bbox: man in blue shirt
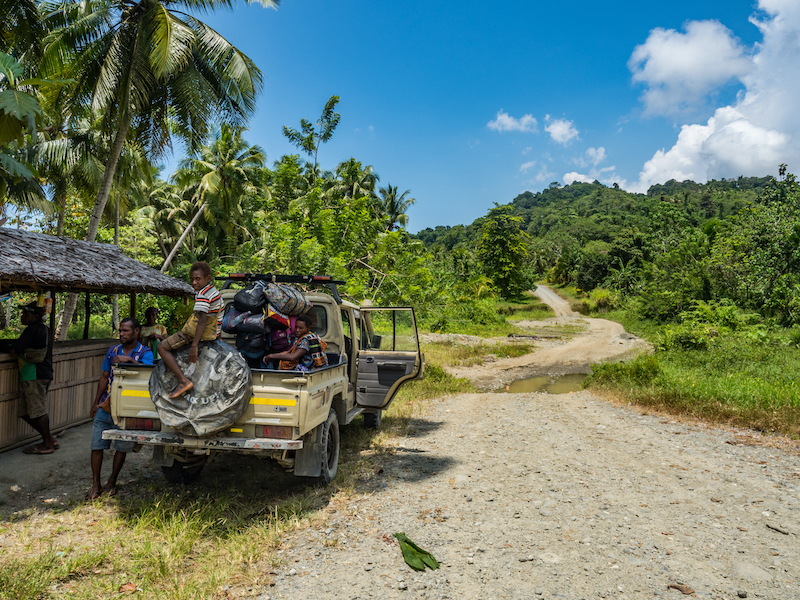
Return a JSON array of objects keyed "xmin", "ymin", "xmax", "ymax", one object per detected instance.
[{"xmin": 89, "ymin": 317, "xmax": 153, "ymax": 499}]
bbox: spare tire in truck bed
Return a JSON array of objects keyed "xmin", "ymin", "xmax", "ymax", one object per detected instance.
[{"xmin": 149, "ymin": 340, "xmax": 252, "ymax": 437}]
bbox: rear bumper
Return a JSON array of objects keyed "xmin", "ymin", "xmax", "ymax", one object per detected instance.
[{"xmin": 102, "ymin": 429, "xmax": 303, "ymax": 450}]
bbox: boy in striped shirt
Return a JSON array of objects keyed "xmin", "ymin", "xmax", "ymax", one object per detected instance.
[{"xmin": 157, "ymin": 261, "xmax": 223, "ymax": 398}]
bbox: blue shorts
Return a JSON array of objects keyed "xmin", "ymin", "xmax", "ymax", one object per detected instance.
[{"xmin": 92, "ymin": 407, "xmax": 135, "ymax": 452}]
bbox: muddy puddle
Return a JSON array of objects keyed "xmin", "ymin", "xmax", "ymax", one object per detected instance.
[{"xmin": 497, "ymin": 373, "xmax": 586, "ymax": 394}]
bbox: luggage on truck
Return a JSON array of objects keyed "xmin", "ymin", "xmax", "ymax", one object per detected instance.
[
  {"xmin": 265, "ymin": 304, "xmax": 290, "ymax": 330},
  {"xmin": 233, "ymin": 281, "xmax": 268, "ymax": 313},
  {"xmin": 264, "ymin": 282, "xmax": 312, "ymax": 316},
  {"xmin": 236, "ymin": 331, "xmax": 267, "ymax": 357},
  {"xmin": 269, "ymin": 315, "xmax": 298, "ymax": 352}
]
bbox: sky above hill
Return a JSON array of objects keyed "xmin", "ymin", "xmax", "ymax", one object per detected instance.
[{"xmin": 190, "ymin": 0, "xmax": 799, "ymax": 232}]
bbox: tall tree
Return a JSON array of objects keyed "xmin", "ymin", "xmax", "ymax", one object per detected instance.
[
  {"xmin": 478, "ymin": 208, "xmax": 532, "ymax": 299},
  {"xmin": 43, "ymin": 0, "xmax": 277, "ymax": 244},
  {"xmin": 44, "ymin": 0, "xmax": 276, "ymax": 336},
  {"xmin": 163, "ymin": 123, "xmax": 264, "ymax": 269},
  {"xmin": 378, "ymin": 184, "xmax": 415, "ymax": 231},
  {"xmin": 283, "ymin": 95, "xmax": 340, "ymax": 185},
  {"xmin": 335, "ymin": 158, "xmax": 379, "ymax": 200}
]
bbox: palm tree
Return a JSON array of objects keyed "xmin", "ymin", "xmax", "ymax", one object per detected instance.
[
  {"xmin": 334, "ymin": 158, "xmax": 379, "ymax": 199},
  {"xmin": 42, "ymin": 0, "xmax": 278, "ymax": 244},
  {"xmin": 0, "ymin": 0, "xmax": 43, "ymax": 57},
  {"xmin": 43, "ymin": 0, "xmax": 277, "ymax": 333},
  {"xmin": 378, "ymin": 184, "xmax": 416, "ymax": 231},
  {"xmin": 163, "ymin": 123, "xmax": 265, "ymax": 269}
]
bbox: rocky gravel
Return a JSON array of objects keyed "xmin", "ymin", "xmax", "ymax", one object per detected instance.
[{"xmin": 265, "ymin": 389, "xmax": 800, "ymax": 600}]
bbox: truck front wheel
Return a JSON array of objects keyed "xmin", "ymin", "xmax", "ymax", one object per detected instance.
[{"xmin": 318, "ymin": 410, "xmax": 340, "ymax": 484}]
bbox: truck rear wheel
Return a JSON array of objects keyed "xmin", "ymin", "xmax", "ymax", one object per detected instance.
[
  {"xmin": 318, "ymin": 410, "xmax": 340, "ymax": 484},
  {"xmin": 161, "ymin": 458, "xmax": 207, "ymax": 484}
]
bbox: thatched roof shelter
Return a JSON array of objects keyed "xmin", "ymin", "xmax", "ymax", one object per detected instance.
[{"xmin": 0, "ymin": 227, "xmax": 193, "ymax": 297}]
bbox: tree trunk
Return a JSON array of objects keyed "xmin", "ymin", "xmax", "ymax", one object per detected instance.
[
  {"xmin": 57, "ymin": 119, "xmax": 130, "ymax": 339},
  {"xmin": 55, "ymin": 181, "xmax": 67, "ymax": 237},
  {"xmin": 56, "ymin": 292, "xmax": 77, "ymax": 341},
  {"xmin": 111, "ymin": 197, "xmax": 120, "ymax": 331},
  {"xmin": 161, "ymin": 202, "xmax": 205, "ymax": 272}
]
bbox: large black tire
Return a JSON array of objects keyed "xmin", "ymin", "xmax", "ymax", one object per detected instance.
[
  {"xmin": 161, "ymin": 458, "xmax": 207, "ymax": 484},
  {"xmin": 318, "ymin": 410, "xmax": 340, "ymax": 484},
  {"xmin": 363, "ymin": 409, "xmax": 382, "ymax": 430}
]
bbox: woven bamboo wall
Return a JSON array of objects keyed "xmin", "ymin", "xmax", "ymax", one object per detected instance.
[{"xmin": 0, "ymin": 340, "xmax": 114, "ymax": 452}]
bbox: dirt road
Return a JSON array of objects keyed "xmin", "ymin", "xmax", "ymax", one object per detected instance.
[
  {"xmin": 447, "ymin": 286, "xmax": 650, "ymax": 390},
  {"xmin": 267, "ymin": 287, "xmax": 800, "ymax": 600}
]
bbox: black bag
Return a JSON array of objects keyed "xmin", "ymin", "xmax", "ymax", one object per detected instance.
[
  {"xmin": 233, "ymin": 282, "xmax": 267, "ymax": 313},
  {"xmin": 236, "ymin": 331, "xmax": 266, "ymax": 358}
]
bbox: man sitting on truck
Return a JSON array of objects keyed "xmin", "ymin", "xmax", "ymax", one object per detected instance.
[
  {"xmin": 264, "ymin": 314, "xmax": 328, "ymax": 372},
  {"xmin": 156, "ymin": 261, "xmax": 223, "ymax": 398},
  {"xmin": 89, "ymin": 317, "xmax": 153, "ymax": 499}
]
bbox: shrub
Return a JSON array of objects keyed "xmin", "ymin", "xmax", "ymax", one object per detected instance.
[
  {"xmin": 571, "ymin": 300, "xmax": 590, "ymax": 315},
  {"xmin": 587, "ymin": 354, "xmax": 661, "ymax": 386},
  {"xmin": 589, "ymin": 288, "xmax": 619, "ymax": 313},
  {"xmin": 656, "ymin": 323, "xmax": 719, "ymax": 351}
]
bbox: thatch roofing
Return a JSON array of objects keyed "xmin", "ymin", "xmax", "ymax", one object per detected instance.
[{"xmin": 0, "ymin": 228, "xmax": 193, "ymax": 297}]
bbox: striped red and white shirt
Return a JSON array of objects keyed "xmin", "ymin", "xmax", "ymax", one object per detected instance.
[{"xmin": 193, "ymin": 283, "xmax": 223, "ymax": 339}]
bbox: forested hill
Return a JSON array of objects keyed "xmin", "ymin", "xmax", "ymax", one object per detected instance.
[{"xmin": 414, "ymin": 176, "xmax": 773, "ymax": 251}]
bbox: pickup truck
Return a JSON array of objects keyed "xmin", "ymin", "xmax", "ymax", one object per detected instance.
[{"xmin": 103, "ymin": 275, "xmax": 424, "ymax": 484}]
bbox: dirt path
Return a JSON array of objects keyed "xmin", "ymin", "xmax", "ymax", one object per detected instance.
[
  {"xmin": 447, "ymin": 286, "xmax": 650, "ymax": 390},
  {"xmin": 266, "ymin": 287, "xmax": 800, "ymax": 600}
]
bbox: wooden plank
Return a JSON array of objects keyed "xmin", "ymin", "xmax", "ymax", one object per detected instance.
[{"xmin": 0, "ymin": 339, "xmax": 112, "ymax": 452}]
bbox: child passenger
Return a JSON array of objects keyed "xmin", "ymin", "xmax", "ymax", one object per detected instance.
[
  {"xmin": 264, "ymin": 314, "xmax": 328, "ymax": 372},
  {"xmin": 156, "ymin": 261, "xmax": 222, "ymax": 398}
]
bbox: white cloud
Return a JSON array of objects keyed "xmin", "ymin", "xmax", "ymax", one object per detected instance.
[
  {"xmin": 563, "ymin": 172, "xmax": 593, "ymax": 185},
  {"xmin": 574, "ymin": 146, "xmax": 607, "ymax": 168},
  {"xmin": 519, "ymin": 161, "xmax": 537, "ymax": 173},
  {"xmin": 586, "ymin": 147, "xmax": 606, "ymax": 166},
  {"xmin": 627, "ymin": 2, "xmax": 799, "ymax": 193},
  {"xmin": 563, "ymin": 165, "xmax": 622, "ymax": 187},
  {"xmin": 487, "ymin": 110, "xmax": 537, "ymax": 133},
  {"xmin": 629, "ymin": 20, "xmax": 753, "ymax": 116},
  {"xmin": 630, "ymin": 106, "xmax": 788, "ymax": 192},
  {"xmin": 368, "ymin": 125, "xmax": 374, "ymax": 132},
  {"xmin": 544, "ymin": 115, "xmax": 580, "ymax": 145},
  {"xmin": 522, "ymin": 146, "xmax": 532, "ymax": 155}
]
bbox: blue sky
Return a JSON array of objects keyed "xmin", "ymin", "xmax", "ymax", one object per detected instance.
[{"xmin": 175, "ymin": 0, "xmax": 799, "ymax": 232}]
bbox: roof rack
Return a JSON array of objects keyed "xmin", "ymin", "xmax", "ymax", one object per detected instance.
[{"xmin": 216, "ymin": 274, "xmax": 346, "ymax": 304}]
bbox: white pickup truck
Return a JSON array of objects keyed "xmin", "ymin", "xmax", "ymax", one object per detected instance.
[{"xmin": 103, "ymin": 275, "xmax": 424, "ymax": 484}]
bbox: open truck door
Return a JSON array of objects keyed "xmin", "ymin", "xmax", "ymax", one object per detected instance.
[{"xmin": 356, "ymin": 307, "xmax": 423, "ymax": 410}]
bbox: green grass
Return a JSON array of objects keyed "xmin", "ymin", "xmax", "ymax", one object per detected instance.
[{"xmin": 587, "ymin": 331, "xmax": 800, "ymax": 437}]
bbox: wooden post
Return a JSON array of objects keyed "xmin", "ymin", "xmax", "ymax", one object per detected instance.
[
  {"xmin": 49, "ymin": 289, "xmax": 56, "ymax": 342},
  {"xmin": 129, "ymin": 293, "xmax": 136, "ymax": 320},
  {"xmin": 83, "ymin": 291, "xmax": 91, "ymax": 339}
]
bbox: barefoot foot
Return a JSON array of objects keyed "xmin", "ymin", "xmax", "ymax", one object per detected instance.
[{"xmin": 168, "ymin": 380, "xmax": 194, "ymax": 399}]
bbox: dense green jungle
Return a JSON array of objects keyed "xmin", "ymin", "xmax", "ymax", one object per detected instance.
[{"xmin": 1, "ymin": 2, "xmax": 798, "ymax": 436}]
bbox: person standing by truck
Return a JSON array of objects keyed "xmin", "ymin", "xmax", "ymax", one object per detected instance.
[
  {"xmin": 139, "ymin": 307, "xmax": 167, "ymax": 359},
  {"xmin": 156, "ymin": 261, "xmax": 223, "ymax": 398},
  {"xmin": 89, "ymin": 317, "xmax": 153, "ymax": 499},
  {"xmin": 0, "ymin": 301, "xmax": 56, "ymax": 455}
]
